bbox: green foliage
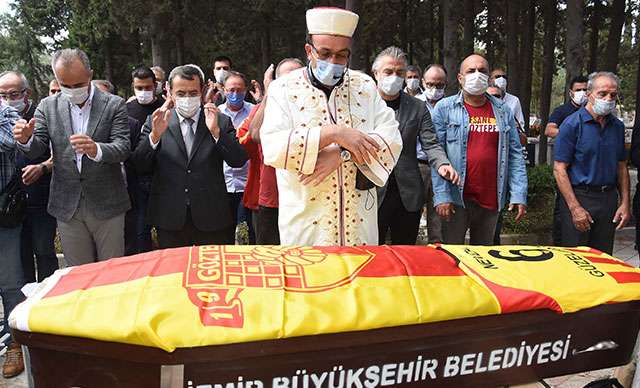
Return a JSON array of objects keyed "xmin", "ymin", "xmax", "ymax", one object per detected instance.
[{"xmin": 503, "ymin": 164, "xmax": 556, "ymax": 235}]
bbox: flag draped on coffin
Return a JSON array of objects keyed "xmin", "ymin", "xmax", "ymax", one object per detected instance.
[{"xmin": 10, "ymin": 245, "xmax": 640, "ymax": 352}]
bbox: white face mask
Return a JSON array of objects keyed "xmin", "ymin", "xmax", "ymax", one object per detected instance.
[
  {"xmin": 592, "ymin": 97, "xmax": 616, "ymax": 116},
  {"xmin": 60, "ymin": 85, "xmax": 90, "ymax": 105},
  {"xmin": 214, "ymin": 69, "xmax": 229, "ymax": 84},
  {"xmin": 571, "ymin": 90, "xmax": 587, "ymax": 106},
  {"xmin": 462, "ymin": 71, "xmax": 489, "ymax": 96},
  {"xmin": 406, "ymin": 78, "xmax": 420, "ymax": 91},
  {"xmin": 5, "ymin": 98, "xmax": 26, "ymax": 113},
  {"xmin": 135, "ymin": 90, "xmax": 155, "ymax": 105},
  {"xmin": 494, "ymin": 76, "xmax": 507, "ymax": 92},
  {"xmin": 378, "ymin": 75, "xmax": 404, "ymax": 96},
  {"xmin": 424, "ymin": 86, "xmax": 445, "ymax": 102},
  {"xmin": 174, "ymin": 96, "xmax": 201, "ymax": 118}
]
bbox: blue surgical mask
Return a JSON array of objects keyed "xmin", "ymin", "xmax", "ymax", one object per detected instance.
[
  {"xmin": 311, "ymin": 59, "xmax": 346, "ymax": 87},
  {"xmin": 226, "ymin": 91, "xmax": 245, "ymax": 107},
  {"xmin": 592, "ymin": 97, "xmax": 616, "ymax": 116}
]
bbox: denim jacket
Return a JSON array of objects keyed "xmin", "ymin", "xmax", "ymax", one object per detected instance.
[{"xmin": 430, "ymin": 92, "xmax": 528, "ymax": 209}]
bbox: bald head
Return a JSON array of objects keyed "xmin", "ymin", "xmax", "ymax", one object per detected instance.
[
  {"xmin": 423, "ymin": 65, "xmax": 447, "ymax": 89},
  {"xmin": 459, "ymin": 54, "xmax": 489, "ymax": 75}
]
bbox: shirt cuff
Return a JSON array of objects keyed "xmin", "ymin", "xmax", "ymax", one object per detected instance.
[
  {"xmin": 149, "ymin": 135, "xmax": 159, "ymax": 150},
  {"xmin": 88, "ymin": 143, "xmax": 103, "ymax": 162},
  {"xmin": 16, "ymin": 135, "xmax": 33, "ymax": 151}
]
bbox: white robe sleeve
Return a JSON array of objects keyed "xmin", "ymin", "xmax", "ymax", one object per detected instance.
[
  {"xmin": 357, "ymin": 89, "xmax": 402, "ymax": 187},
  {"xmin": 260, "ymin": 81, "xmax": 321, "ymax": 175}
]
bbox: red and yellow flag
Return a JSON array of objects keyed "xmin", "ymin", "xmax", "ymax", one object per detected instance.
[{"xmin": 10, "ymin": 245, "xmax": 640, "ymax": 352}]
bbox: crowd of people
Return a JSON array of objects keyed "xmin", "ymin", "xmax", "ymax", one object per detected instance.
[{"xmin": 0, "ymin": 7, "xmax": 631, "ymax": 379}]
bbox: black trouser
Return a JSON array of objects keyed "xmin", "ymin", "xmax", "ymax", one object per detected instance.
[
  {"xmin": 634, "ymin": 185, "xmax": 640, "ymax": 251},
  {"xmin": 552, "ymin": 190, "xmax": 563, "ymax": 245},
  {"xmin": 256, "ymin": 206, "xmax": 280, "ymax": 245},
  {"xmin": 157, "ymin": 208, "xmax": 235, "ymax": 249},
  {"xmin": 378, "ymin": 178, "xmax": 421, "ymax": 245},
  {"xmin": 558, "ymin": 187, "xmax": 618, "ymax": 254}
]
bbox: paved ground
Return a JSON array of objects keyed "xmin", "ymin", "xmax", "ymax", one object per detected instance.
[{"xmin": 1, "ymin": 230, "xmax": 639, "ymax": 388}]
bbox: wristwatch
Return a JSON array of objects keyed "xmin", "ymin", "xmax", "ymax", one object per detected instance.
[{"xmin": 340, "ymin": 147, "xmax": 351, "ymax": 162}]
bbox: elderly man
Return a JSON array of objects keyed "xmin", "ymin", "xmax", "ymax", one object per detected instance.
[
  {"xmin": 132, "ymin": 65, "xmax": 248, "ymax": 248},
  {"xmin": 489, "ymin": 68, "xmax": 525, "ymax": 130},
  {"xmin": 404, "ymin": 65, "xmax": 422, "ymax": 97},
  {"xmin": 13, "ymin": 48, "xmax": 131, "ymax": 265},
  {"xmin": 416, "ymin": 64, "xmax": 448, "ymax": 243},
  {"xmin": 0, "ymin": 71, "xmax": 57, "ymax": 285},
  {"xmin": 151, "ymin": 66, "xmax": 166, "ymax": 97},
  {"xmin": 372, "ymin": 46, "xmax": 457, "ymax": 245},
  {"xmin": 431, "ymin": 54, "xmax": 527, "ymax": 245},
  {"xmin": 554, "ymin": 72, "xmax": 629, "ymax": 254},
  {"xmin": 261, "ymin": 8, "xmax": 402, "ymax": 246},
  {"xmin": 0, "ymin": 103, "xmax": 22, "ymax": 378},
  {"xmin": 48, "ymin": 79, "xmax": 61, "ymax": 95}
]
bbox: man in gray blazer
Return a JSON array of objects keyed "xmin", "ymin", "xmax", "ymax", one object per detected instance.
[
  {"xmin": 372, "ymin": 46, "xmax": 459, "ymax": 245},
  {"xmin": 13, "ymin": 48, "xmax": 130, "ymax": 265}
]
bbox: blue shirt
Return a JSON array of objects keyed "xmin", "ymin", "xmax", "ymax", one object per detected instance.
[
  {"xmin": 219, "ymin": 101, "xmax": 254, "ymax": 193},
  {"xmin": 549, "ymin": 101, "xmax": 580, "ymax": 126},
  {"xmin": 554, "ymin": 107, "xmax": 625, "ymax": 186}
]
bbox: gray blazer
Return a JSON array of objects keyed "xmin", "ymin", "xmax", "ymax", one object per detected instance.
[
  {"xmin": 20, "ymin": 87, "xmax": 131, "ymax": 222},
  {"xmin": 377, "ymin": 92, "xmax": 449, "ymax": 212}
]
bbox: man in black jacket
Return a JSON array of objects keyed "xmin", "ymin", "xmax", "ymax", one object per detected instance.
[{"xmin": 132, "ymin": 64, "xmax": 248, "ymax": 248}]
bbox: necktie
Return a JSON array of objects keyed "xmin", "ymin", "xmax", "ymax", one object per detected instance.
[{"xmin": 184, "ymin": 118, "xmax": 195, "ymax": 157}]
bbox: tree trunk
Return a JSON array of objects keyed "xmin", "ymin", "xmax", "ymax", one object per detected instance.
[
  {"xmin": 538, "ymin": 0, "xmax": 558, "ymax": 165},
  {"xmin": 565, "ymin": 0, "xmax": 584, "ymax": 95},
  {"xmin": 174, "ymin": 0, "xmax": 185, "ymax": 65},
  {"xmin": 602, "ymin": 0, "xmax": 626, "ymax": 72},
  {"xmin": 588, "ymin": 0, "xmax": 603, "ymax": 72},
  {"xmin": 104, "ymin": 35, "xmax": 113, "ymax": 82},
  {"xmin": 462, "ymin": 0, "xmax": 475, "ymax": 55},
  {"xmin": 519, "ymin": 0, "xmax": 535, "ymax": 133},
  {"xmin": 442, "ymin": 0, "xmax": 459, "ymax": 94},
  {"xmin": 150, "ymin": 11, "xmax": 171, "ymax": 70},
  {"xmin": 437, "ymin": 0, "xmax": 444, "ymax": 64},
  {"xmin": 428, "ymin": 0, "xmax": 435, "ymax": 63},
  {"xmin": 506, "ymin": 0, "xmax": 520, "ymax": 97},
  {"xmin": 345, "ymin": 0, "xmax": 363, "ymax": 70},
  {"xmin": 486, "ymin": 0, "xmax": 497, "ymax": 67}
]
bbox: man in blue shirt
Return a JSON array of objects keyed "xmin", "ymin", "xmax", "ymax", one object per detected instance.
[{"xmin": 554, "ymin": 71, "xmax": 629, "ymax": 254}]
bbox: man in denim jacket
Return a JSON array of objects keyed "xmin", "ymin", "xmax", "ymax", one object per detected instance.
[{"xmin": 431, "ymin": 54, "xmax": 528, "ymax": 245}]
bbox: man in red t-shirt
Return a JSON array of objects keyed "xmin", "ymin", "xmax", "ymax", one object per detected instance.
[{"xmin": 242, "ymin": 58, "xmax": 305, "ymax": 244}]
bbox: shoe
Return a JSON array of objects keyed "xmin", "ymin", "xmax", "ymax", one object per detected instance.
[{"xmin": 2, "ymin": 342, "xmax": 24, "ymax": 378}]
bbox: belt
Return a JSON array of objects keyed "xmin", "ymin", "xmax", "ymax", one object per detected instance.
[{"xmin": 572, "ymin": 184, "xmax": 616, "ymax": 192}]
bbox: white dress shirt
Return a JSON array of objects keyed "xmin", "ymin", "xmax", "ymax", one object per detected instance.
[
  {"xmin": 149, "ymin": 108, "xmax": 205, "ymax": 150},
  {"xmin": 218, "ymin": 102, "xmax": 254, "ymax": 193}
]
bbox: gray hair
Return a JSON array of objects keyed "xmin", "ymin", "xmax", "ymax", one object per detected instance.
[
  {"xmin": 51, "ymin": 48, "xmax": 92, "ymax": 74},
  {"xmin": 371, "ymin": 46, "xmax": 408, "ymax": 73},
  {"xmin": 0, "ymin": 71, "xmax": 30, "ymax": 90},
  {"xmin": 168, "ymin": 64, "xmax": 205, "ymax": 89},
  {"xmin": 587, "ymin": 71, "xmax": 619, "ymax": 91},
  {"xmin": 275, "ymin": 58, "xmax": 305, "ymax": 77},
  {"xmin": 92, "ymin": 79, "xmax": 114, "ymax": 94}
]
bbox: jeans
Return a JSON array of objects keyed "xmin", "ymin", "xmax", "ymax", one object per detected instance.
[
  {"xmin": 228, "ymin": 192, "xmax": 255, "ymax": 244},
  {"xmin": 0, "ymin": 224, "xmax": 25, "ymax": 346},
  {"xmin": 21, "ymin": 208, "xmax": 58, "ymax": 283}
]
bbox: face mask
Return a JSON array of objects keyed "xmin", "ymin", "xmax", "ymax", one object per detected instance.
[
  {"xmin": 60, "ymin": 85, "xmax": 90, "ymax": 105},
  {"xmin": 462, "ymin": 71, "xmax": 489, "ymax": 96},
  {"xmin": 214, "ymin": 69, "xmax": 229, "ymax": 84},
  {"xmin": 424, "ymin": 86, "xmax": 445, "ymax": 102},
  {"xmin": 592, "ymin": 97, "xmax": 616, "ymax": 116},
  {"xmin": 571, "ymin": 90, "xmax": 587, "ymax": 106},
  {"xmin": 155, "ymin": 82, "xmax": 164, "ymax": 95},
  {"xmin": 175, "ymin": 96, "xmax": 201, "ymax": 118},
  {"xmin": 406, "ymin": 78, "xmax": 420, "ymax": 91},
  {"xmin": 311, "ymin": 59, "xmax": 346, "ymax": 87},
  {"xmin": 5, "ymin": 98, "xmax": 26, "ymax": 113},
  {"xmin": 494, "ymin": 76, "xmax": 507, "ymax": 91},
  {"xmin": 226, "ymin": 91, "xmax": 245, "ymax": 107},
  {"xmin": 378, "ymin": 75, "xmax": 404, "ymax": 96},
  {"xmin": 135, "ymin": 90, "xmax": 154, "ymax": 105}
]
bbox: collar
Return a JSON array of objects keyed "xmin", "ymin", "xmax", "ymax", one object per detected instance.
[{"xmin": 577, "ymin": 106, "xmax": 612, "ymax": 125}]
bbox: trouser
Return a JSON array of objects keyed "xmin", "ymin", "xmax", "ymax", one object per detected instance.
[
  {"xmin": 377, "ymin": 178, "xmax": 421, "ymax": 245},
  {"xmin": 156, "ymin": 208, "xmax": 235, "ymax": 248},
  {"xmin": 57, "ymin": 197, "xmax": 125, "ymax": 266},
  {"xmin": 20, "ymin": 207, "xmax": 58, "ymax": 282},
  {"xmin": 124, "ymin": 182, "xmax": 152, "ymax": 255},
  {"xmin": 418, "ymin": 162, "xmax": 442, "ymax": 243},
  {"xmin": 558, "ymin": 187, "xmax": 618, "ymax": 254},
  {"xmin": 228, "ymin": 192, "xmax": 255, "ymax": 244},
  {"xmin": 552, "ymin": 190, "xmax": 563, "ymax": 245},
  {"xmin": 634, "ymin": 185, "xmax": 640, "ymax": 251},
  {"xmin": 0, "ymin": 224, "xmax": 25, "ymax": 346},
  {"xmin": 442, "ymin": 200, "xmax": 500, "ymax": 245},
  {"xmin": 256, "ymin": 206, "xmax": 280, "ymax": 245}
]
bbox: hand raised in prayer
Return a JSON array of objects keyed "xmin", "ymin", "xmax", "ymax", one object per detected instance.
[
  {"xmin": 263, "ymin": 64, "xmax": 275, "ymax": 94},
  {"xmin": 436, "ymin": 202, "xmax": 455, "ymax": 222},
  {"xmin": 299, "ymin": 144, "xmax": 341, "ymax": 186},
  {"xmin": 150, "ymin": 96, "xmax": 173, "ymax": 144},
  {"xmin": 437, "ymin": 164, "xmax": 461, "ymax": 186},
  {"xmin": 203, "ymin": 79, "xmax": 221, "ymax": 104},
  {"xmin": 332, "ymin": 125, "xmax": 380, "ymax": 165},
  {"xmin": 204, "ymin": 103, "xmax": 220, "ymax": 138},
  {"xmin": 249, "ymin": 79, "xmax": 263, "ymax": 102},
  {"xmin": 69, "ymin": 134, "xmax": 98, "ymax": 158},
  {"xmin": 13, "ymin": 118, "xmax": 35, "ymax": 144}
]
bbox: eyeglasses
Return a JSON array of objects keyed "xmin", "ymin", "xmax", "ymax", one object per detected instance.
[
  {"xmin": 311, "ymin": 45, "xmax": 351, "ymax": 63},
  {"xmin": 0, "ymin": 89, "xmax": 26, "ymax": 100},
  {"xmin": 424, "ymin": 82, "xmax": 446, "ymax": 89}
]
